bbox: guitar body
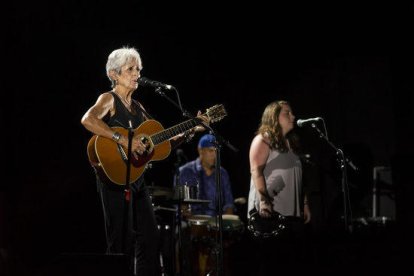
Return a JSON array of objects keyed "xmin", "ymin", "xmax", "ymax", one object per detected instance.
[
  {"xmin": 88, "ymin": 120, "xmax": 171, "ymax": 185},
  {"xmin": 86, "ymin": 104, "xmax": 227, "ymax": 185}
]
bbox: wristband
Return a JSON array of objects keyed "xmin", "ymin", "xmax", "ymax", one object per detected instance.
[{"xmin": 112, "ymin": 131, "xmax": 121, "ymax": 142}]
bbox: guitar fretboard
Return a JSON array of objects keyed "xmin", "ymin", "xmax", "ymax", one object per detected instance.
[{"xmin": 151, "ymin": 118, "xmax": 200, "ymax": 145}]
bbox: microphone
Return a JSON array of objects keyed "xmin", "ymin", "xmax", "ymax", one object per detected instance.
[
  {"xmin": 296, "ymin": 117, "xmax": 322, "ymax": 127},
  {"xmin": 138, "ymin": 77, "xmax": 173, "ymax": 90}
]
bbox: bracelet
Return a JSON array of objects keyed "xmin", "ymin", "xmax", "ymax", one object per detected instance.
[{"xmin": 112, "ymin": 131, "xmax": 121, "ymax": 142}]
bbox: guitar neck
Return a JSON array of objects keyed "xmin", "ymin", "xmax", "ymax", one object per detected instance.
[{"xmin": 151, "ymin": 118, "xmax": 200, "ymax": 145}]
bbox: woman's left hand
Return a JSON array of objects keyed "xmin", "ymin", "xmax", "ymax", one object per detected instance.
[{"xmin": 194, "ymin": 110, "xmax": 210, "ymax": 133}]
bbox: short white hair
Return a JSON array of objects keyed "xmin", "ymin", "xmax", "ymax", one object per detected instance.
[{"xmin": 105, "ymin": 47, "xmax": 142, "ymax": 86}]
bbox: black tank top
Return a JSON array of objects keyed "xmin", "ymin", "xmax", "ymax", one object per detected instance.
[
  {"xmin": 106, "ymin": 92, "xmax": 145, "ymax": 128},
  {"xmin": 105, "ymin": 92, "xmax": 146, "ymax": 188}
]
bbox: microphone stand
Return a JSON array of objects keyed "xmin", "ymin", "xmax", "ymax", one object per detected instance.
[
  {"xmin": 122, "ymin": 121, "xmax": 135, "ymax": 270},
  {"xmin": 210, "ymin": 132, "xmax": 225, "ymax": 276},
  {"xmin": 151, "ymin": 86, "xmax": 238, "ymax": 276},
  {"xmin": 309, "ymin": 123, "xmax": 354, "ymax": 234},
  {"xmin": 152, "ymin": 87, "xmax": 193, "ymax": 119},
  {"xmin": 151, "ymin": 87, "xmax": 197, "ymax": 276},
  {"xmin": 209, "ymin": 132, "xmax": 238, "ymax": 276}
]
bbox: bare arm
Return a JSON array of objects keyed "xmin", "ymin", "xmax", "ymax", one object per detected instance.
[
  {"xmin": 250, "ymin": 134, "xmax": 270, "ymax": 200},
  {"xmin": 81, "ymin": 93, "xmax": 146, "ymax": 155},
  {"xmin": 81, "ymin": 92, "xmax": 116, "ymax": 139},
  {"xmin": 249, "ymin": 134, "xmax": 273, "ymax": 217}
]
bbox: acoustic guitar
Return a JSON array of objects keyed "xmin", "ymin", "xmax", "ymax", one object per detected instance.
[{"xmin": 87, "ymin": 104, "xmax": 227, "ymax": 185}]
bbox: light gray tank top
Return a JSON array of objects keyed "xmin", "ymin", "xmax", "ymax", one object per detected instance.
[{"xmin": 248, "ymin": 149, "xmax": 302, "ymax": 217}]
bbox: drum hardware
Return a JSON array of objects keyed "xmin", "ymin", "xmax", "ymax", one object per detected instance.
[
  {"xmin": 153, "ymin": 205, "xmax": 177, "ymax": 212},
  {"xmin": 156, "ymin": 220, "xmax": 174, "ymax": 276},
  {"xmin": 353, "ymin": 216, "xmax": 395, "ymax": 230},
  {"xmin": 148, "ymin": 185, "xmax": 174, "ymax": 198},
  {"xmin": 173, "ymin": 183, "xmax": 199, "ymax": 201}
]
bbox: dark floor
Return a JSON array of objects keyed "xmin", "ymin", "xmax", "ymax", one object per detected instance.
[
  {"xmin": 1, "ymin": 219, "xmax": 409, "ymax": 276},
  {"xmin": 228, "ymin": 220, "xmax": 408, "ymax": 276}
]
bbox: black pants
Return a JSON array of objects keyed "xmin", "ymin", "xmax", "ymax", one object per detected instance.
[{"xmin": 98, "ymin": 178, "xmax": 160, "ymax": 275}]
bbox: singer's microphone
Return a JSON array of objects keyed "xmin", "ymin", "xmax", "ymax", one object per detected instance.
[
  {"xmin": 296, "ymin": 117, "xmax": 322, "ymax": 127},
  {"xmin": 138, "ymin": 77, "xmax": 173, "ymax": 90}
]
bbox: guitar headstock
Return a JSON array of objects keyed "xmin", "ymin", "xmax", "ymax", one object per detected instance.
[{"xmin": 206, "ymin": 104, "xmax": 227, "ymax": 123}]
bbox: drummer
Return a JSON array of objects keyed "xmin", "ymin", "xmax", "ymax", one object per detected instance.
[
  {"xmin": 173, "ymin": 134, "xmax": 237, "ymax": 275},
  {"xmin": 175, "ymin": 133, "xmax": 235, "ymax": 217}
]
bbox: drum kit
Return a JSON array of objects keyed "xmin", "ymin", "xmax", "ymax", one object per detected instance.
[{"xmin": 148, "ymin": 184, "xmax": 245, "ymax": 276}]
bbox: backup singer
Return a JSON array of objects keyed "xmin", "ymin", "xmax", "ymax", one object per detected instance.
[{"xmin": 247, "ymin": 100, "xmax": 311, "ymax": 275}]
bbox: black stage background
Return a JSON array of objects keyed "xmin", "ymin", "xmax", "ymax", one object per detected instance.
[{"xmin": 3, "ymin": 2, "xmax": 414, "ymax": 275}]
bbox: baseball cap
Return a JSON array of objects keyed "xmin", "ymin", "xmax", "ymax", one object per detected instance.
[{"xmin": 198, "ymin": 134, "xmax": 216, "ymax": 148}]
